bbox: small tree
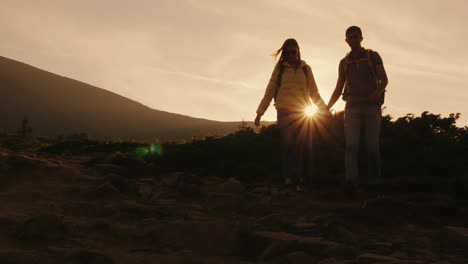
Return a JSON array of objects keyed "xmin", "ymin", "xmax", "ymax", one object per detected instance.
[{"xmin": 20, "ymin": 116, "xmax": 32, "ymax": 137}]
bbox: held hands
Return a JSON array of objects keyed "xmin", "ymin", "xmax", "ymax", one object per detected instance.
[{"xmin": 316, "ymin": 107, "xmax": 332, "ymax": 118}]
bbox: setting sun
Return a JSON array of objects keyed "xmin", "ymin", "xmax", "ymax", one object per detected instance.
[{"xmin": 304, "ymin": 105, "xmax": 317, "ymax": 116}]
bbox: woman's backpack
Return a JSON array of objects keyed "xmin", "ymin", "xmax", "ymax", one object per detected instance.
[{"xmin": 274, "ymin": 64, "xmax": 308, "ymax": 101}]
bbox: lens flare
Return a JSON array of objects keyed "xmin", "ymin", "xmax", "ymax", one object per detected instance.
[
  {"xmin": 304, "ymin": 105, "xmax": 317, "ymax": 116},
  {"xmin": 150, "ymin": 144, "xmax": 163, "ymax": 156},
  {"xmin": 135, "ymin": 146, "xmax": 149, "ymax": 157}
]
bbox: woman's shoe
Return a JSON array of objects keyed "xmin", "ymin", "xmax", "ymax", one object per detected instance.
[{"xmin": 296, "ymin": 184, "xmax": 306, "ymax": 192}]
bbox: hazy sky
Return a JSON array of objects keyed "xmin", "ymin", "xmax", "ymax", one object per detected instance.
[{"xmin": 2, "ymin": 0, "xmax": 467, "ymax": 126}]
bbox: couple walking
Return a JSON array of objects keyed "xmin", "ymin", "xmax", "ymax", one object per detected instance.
[{"xmin": 255, "ymin": 26, "xmax": 389, "ymax": 192}]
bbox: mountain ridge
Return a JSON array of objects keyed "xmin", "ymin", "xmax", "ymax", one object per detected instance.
[{"xmin": 0, "ymin": 56, "xmax": 257, "ymax": 141}]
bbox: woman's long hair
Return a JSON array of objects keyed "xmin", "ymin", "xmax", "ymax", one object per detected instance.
[{"xmin": 272, "ymin": 38, "xmax": 301, "ymax": 62}]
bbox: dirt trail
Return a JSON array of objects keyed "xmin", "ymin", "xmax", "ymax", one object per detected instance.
[{"xmin": 1, "ymin": 149, "xmax": 467, "ymax": 263}]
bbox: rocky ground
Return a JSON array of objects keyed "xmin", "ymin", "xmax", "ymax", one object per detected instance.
[{"xmin": 1, "ymin": 148, "xmax": 468, "ymax": 264}]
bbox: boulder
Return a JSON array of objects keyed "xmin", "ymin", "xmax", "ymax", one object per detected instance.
[
  {"xmin": 357, "ymin": 253, "xmax": 398, "ymax": 264},
  {"xmin": 160, "ymin": 172, "xmax": 181, "ymax": 187},
  {"xmin": 88, "ymin": 181, "xmax": 119, "ymax": 198},
  {"xmin": 323, "ymin": 224, "xmax": 358, "ymax": 245},
  {"xmin": 441, "ymin": 226, "xmax": 468, "ymax": 254},
  {"xmin": 137, "ymin": 182, "xmax": 154, "ymax": 200},
  {"xmin": 252, "ymin": 232, "xmax": 338, "ymax": 260},
  {"xmin": 153, "ymin": 220, "xmax": 237, "ymax": 255},
  {"xmin": 283, "ymin": 251, "xmax": 316, "ymax": 264},
  {"xmin": 64, "ymin": 251, "xmax": 113, "ymax": 264},
  {"xmin": 15, "ymin": 215, "xmax": 68, "ymax": 243}
]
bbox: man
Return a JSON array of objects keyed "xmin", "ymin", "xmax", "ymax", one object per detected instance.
[{"xmin": 327, "ymin": 26, "xmax": 388, "ymax": 188}]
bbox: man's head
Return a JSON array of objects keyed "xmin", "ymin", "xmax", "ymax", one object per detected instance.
[{"xmin": 345, "ymin": 26, "xmax": 363, "ymax": 49}]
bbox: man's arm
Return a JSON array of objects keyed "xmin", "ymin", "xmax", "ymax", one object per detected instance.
[
  {"xmin": 327, "ymin": 76, "xmax": 346, "ymax": 110},
  {"xmin": 327, "ymin": 59, "xmax": 346, "ymax": 110},
  {"xmin": 369, "ymin": 64, "xmax": 388, "ymax": 101},
  {"xmin": 369, "ymin": 51, "xmax": 388, "ymax": 101},
  {"xmin": 375, "ymin": 63, "xmax": 388, "ymax": 92}
]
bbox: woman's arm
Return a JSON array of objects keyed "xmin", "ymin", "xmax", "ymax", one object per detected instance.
[
  {"xmin": 306, "ymin": 65, "xmax": 327, "ymax": 110},
  {"xmin": 256, "ymin": 63, "xmax": 281, "ymax": 117}
]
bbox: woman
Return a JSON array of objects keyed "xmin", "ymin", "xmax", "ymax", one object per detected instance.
[{"xmin": 255, "ymin": 38, "xmax": 329, "ymax": 191}]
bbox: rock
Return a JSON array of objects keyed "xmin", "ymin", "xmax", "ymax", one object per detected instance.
[
  {"xmin": 0, "ymin": 216, "xmax": 18, "ymax": 233},
  {"xmin": 137, "ymin": 182, "xmax": 154, "ymax": 200},
  {"xmin": 242, "ymin": 196, "xmax": 272, "ymax": 217},
  {"xmin": 255, "ymin": 214, "xmax": 288, "ymax": 229},
  {"xmin": 253, "ymin": 232, "xmax": 338, "ymax": 260},
  {"xmin": 160, "ymin": 172, "xmax": 181, "ymax": 187},
  {"xmin": 0, "ymin": 251, "xmax": 26, "ymax": 264},
  {"xmin": 153, "ymin": 220, "xmax": 236, "ymax": 255},
  {"xmin": 109, "ymin": 152, "xmax": 145, "ymax": 167},
  {"xmin": 203, "ymin": 178, "xmax": 247, "ymax": 212},
  {"xmin": 227, "ymin": 177, "xmax": 241, "ymax": 184},
  {"xmin": 216, "ymin": 178, "xmax": 245, "ymax": 195},
  {"xmin": 89, "ymin": 181, "xmax": 119, "ymax": 198},
  {"xmin": 258, "ymin": 239, "xmax": 299, "ymax": 260},
  {"xmin": 392, "ymin": 260, "xmax": 423, "ymax": 264},
  {"xmin": 118, "ymin": 202, "xmax": 157, "ymax": 219},
  {"xmin": 204, "ymin": 193, "xmax": 246, "ymax": 213},
  {"xmin": 177, "ymin": 173, "xmax": 203, "ymax": 198},
  {"xmin": 87, "ymin": 221, "xmax": 110, "ymax": 232},
  {"xmin": 202, "ymin": 176, "xmax": 245, "ymax": 196},
  {"xmin": 255, "ymin": 231, "xmax": 303, "ymax": 243},
  {"xmin": 138, "ymin": 177, "xmax": 154, "ymax": 183},
  {"xmin": 94, "ymin": 163, "xmax": 122, "ymax": 174},
  {"xmin": 65, "ymin": 251, "xmax": 113, "ymax": 264},
  {"xmin": 15, "ymin": 215, "xmax": 68, "ymax": 242},
  {"xmin": 0, "ymin": 151, "xmax": 58, "ymax": 172},
  {"xmin": 300, "ymin": 236, "xmax": 339, "ymax": 257},
  {"xmin": 441, "ymin": 226, "xmax": 468, "ymax": 253},
  {"xmin": 87, "ymin": 152, "xmax": 108, "ymax": 164},
  {"xmin": 323, "ymin": 224, "xmax": 358, "ymax": 245},
  {"xmin": 233, "ymin": 224, "xmax": 270, "ymax": 259},
  {"xmin": 178, "ymin": 182, "xmax": 203, "ymax": 198},
  {"xmin": 104, "ymin": 173, "xmax": 129, "ymax": 192},
  {"xmin": 270, "ymin": 187, "xmax": 281, "ymax": 197},
  {"xmin": 357, "ymin": 253, "xmax": 398, "ymax": 264},
  {"xmin": 317, "ymin": 258, "xmax": 339, "ymax": 264},
  {"xmin": 369, "ymin": 242, "xmax": 394, "ymax": 256},
  {"xmin": 283, "ymin": 251, "xmax": 316, "ymax": 264},
  {"xmin": 252, "ymin": 186, "xmax": 270, "ymax": 194},
  {"xmin": 292, "ymin": 222, "xmax": 318, "ymax": 230},
  {"xmin": 332, "ymin": 244, "xmax": 357, "ymax": 259},
  {"xmin": 93, "ymin": 204, "xmax": 118, "ymax": 218}
]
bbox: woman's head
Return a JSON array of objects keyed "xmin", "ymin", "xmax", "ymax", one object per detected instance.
[{"xmin": 273, "ymin": 38, "xmax": 301, "ymax": 63}]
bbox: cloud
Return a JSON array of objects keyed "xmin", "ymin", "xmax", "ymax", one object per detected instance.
[{"xmin": 150, "ymin": 67, "xmax": 255, "ymax": 90}]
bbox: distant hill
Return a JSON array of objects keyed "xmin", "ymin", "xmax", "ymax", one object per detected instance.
[{"xmin": 0, "ymin": 56, "xmax": 263, "ymax": 141}]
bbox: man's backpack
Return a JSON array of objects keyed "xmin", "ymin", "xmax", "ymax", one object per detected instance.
[
  {"xmin": 342, "ymin": 49, "xmax": 385, "ymax": 105},
  {"xmin": 274, "ymin": 64, "xmax": 308, "ymax": 101}
]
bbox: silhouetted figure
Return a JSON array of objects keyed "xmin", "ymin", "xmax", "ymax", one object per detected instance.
[
  {"xmin": 255, "ymin": 38, "xmax": 330, "ymax": 191},
  {"xmin": 20, "ymin": 116, "xmax": 32, "ymax": 137},
  {"xmin": 327, "ymin": 26, "xmax": 389, "ymax": 188}
]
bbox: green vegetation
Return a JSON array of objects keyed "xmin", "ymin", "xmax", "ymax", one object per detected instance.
[{"xmin": 1, "ymin": 111, "xmax": 467, "ymax": 185}]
